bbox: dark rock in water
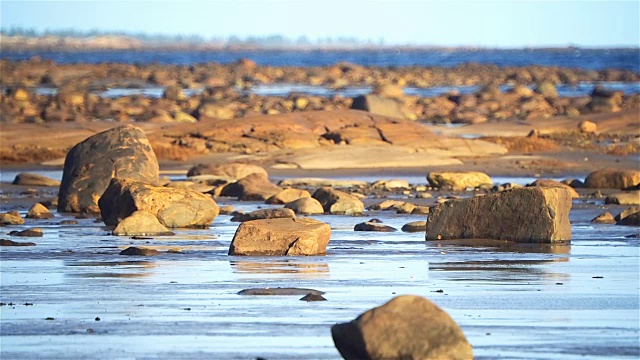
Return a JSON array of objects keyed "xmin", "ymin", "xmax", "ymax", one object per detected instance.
[
  {"xmin": 99, "ymin": 178, "xmax": 219, "ymax": 228},
  {"xmin": 229, "ymin": 218, "xmax": 331, "ymax": 256},
  {"xmin": 616, "ymin": 206, "xmax": 640, "ymax": 226},
  {"xmin": 0, "ymin": 212, "xmax": 25, "ymax": 225},
  {"xmin": 231, "ymin": 208, "xmax": 295, "ymax": 222},
  {"xmin": 331, "ymin": 295, "xmax": 473, "ymax": 360},
  {"xmin": 238, "ymin": 287, "xmax": 325, "ymax": 296},
  {"xmin": 354, "ymin": 222, "xmax": 397, "ymax": 232},
  {"xmin": 60, "ymin": 220, "xmax": 79, "ymax": 225},
  {"xmin": 584, "ymin": 169, "xmax": 640, "ymax": 189},
  {"xmin": 119, "ymin": 246, "xmax": 160, "ymax": 256},
  {"xmin": 300, "ymin": 293, "xmax": 327, "ymax": 301},
  {"xmin": 220, "ymin": 173, "xmax": 282, "ymax": 201},
  {"xmin": 591, "ymin": 212, "xmax": 616, "ymax": 224},
  {"xmin": 402, "ymin": 221, "xmax": 427, "ymax": 233},
  {"xmin": 58, "ymin": 125, "xmax": 160, "ymax": 214},
  {"xmin": 10, "ymin": 228, "xmax": 43, "ymax": 237},
  {"xmin": 426, "ymin": 187, "xmax": 572, "ymax": 243},
  {"xmin": 26, "ymin": 203, "xmax": 55, "ymax": 219},
  {"xmin": 351, "ymin": 95, "xmax": 405, "ymax": 119},
  {"xmin": 12, "ymin": 173, "xmax": 61, "ymax": 187},
  {"xmin": 0, "ymin": 239, "xmax": 36, "ymax": 246}
]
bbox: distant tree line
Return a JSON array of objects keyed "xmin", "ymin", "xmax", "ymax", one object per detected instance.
[{"xmin": 0, "ymin": 27, "xmax": 383, "ymax": 46}]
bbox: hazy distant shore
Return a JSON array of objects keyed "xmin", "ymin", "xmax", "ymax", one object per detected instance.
[{"xmin": 2, "ymin": 35, "xmax": 638, "ymax": 52}]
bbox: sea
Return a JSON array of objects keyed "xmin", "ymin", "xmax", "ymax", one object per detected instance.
[{"xmin": 1, "ymin": 48, "xmax": 639, "ymax": 71}]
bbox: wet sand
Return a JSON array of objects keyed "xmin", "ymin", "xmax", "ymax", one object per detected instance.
[{"xmin": 1, "ymin": 175, "xmax": 639, "ymax": 359}]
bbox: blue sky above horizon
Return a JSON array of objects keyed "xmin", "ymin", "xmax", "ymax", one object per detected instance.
[{"xmin": 1, "ymin": 0, "xmax": 639, "ymax": 48}]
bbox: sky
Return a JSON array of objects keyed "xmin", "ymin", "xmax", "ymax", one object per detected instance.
[{"xmin": 1, "ymin": 0, "xmax": 639, "ymax": 47}]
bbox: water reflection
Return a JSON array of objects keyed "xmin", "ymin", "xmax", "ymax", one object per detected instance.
[
  {"xmin": 64, "ymin": 260, "xmax": 158, "ymax": 279},
  {"xmin": 229, "ymin": 259, "xmax": 330, "ymax": 280},
  {"xmin": 429, "ymin": 239, "xmax": 571, "ymax": 255}
]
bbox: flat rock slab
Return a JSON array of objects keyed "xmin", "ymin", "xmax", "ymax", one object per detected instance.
[
  {"xmin": 0, "ymin": 239, "xmax": 36, "ymax": 246},
  {"xmin": 12, "ymin": 173, "xmax": 61, "ymax": 187},
  {"xmin": 426, "ymin": 187, "xmax": 572, "ymax": 243},
  {"xmin": 229, "ymin": 218, "xmax": 331, "ymax": 256},
  {"xmin": 237, "ymin": 287, "xmax": 325, "ymax": 296}
]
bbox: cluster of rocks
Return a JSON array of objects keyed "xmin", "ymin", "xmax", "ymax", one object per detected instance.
[{"xmin": 1, "ymin": 58, "xmax": 638, "ymax": 125}]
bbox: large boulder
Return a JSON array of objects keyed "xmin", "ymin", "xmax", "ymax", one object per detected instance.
[
  {"xmin": 99, "ymin": 178, "xmax": 219, "ymax": 228},
  {"xmin": 427, "ymin": 171, "xmax": 493, "ymax": 190},
  {"xmin": 220, "ymin": 173, "xmax": 282, "ymax": 201},
  {"xmin": 351, "ymin": 95, "xmax": 405, "ymax": 119},
  {"xmin": 186, "ymin": 163, "xmax": 268, "ymax": 180},
  {"xmin": 426, "ymin": 187, "xmax": 572, "ymax": 243},
  {"xmin": 616, "ymin": 206, "xmax": 640, "ymax": 226},
  {"xmin": 113, "ymin": 210, "xmax": 175, "ymax": 236},
  {"xmin": 12, "ymin": 173, "xmax": 61, "ymax": 187},
  {"xmin": 228, "ymin": 218, "xmax": 331, "ymax": 256},
  {"xmin": 312, "ymin": 187, "xmax": 364, "ymax": 215},
  {"xmin": 584, "ymin": 169, "xmax": 640, "ymax": 189},
  {"xmin": 58, "ymin": 125, "xmax": 159, "ymax": 214},
  {"xmin": 284, "ymin": 197, "xmax": 325, "ymax": 215},
  {"xmin": 331, "ymin": 295, "xmax": 473, "ymax": 360}
]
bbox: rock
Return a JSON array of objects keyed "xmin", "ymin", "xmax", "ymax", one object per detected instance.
[
  {"xmin": 162, "ymin": 85, "xmax": 185, "ymax": 101},
  {"xmin": 616, "ymin": 207, "xmax": 640, "ymax": 226},
  {"xmin": 368, "ymin": 200, "xmax": 406, "ymax": 211},
  {"xmin": 265, "ymin": 188, "xmax": 311, "ymax": 204},
  {"xmin": 411, "ymin": 206, "xmax": 430, "ymax": 215},
  {"xmin": 354, "ymin": 222, "xmax": 397, "ymax": 232},
  {"xmin": 172, "ymin": 110, "xmax": 197, "ymax": 123},
  {"xmin": 228, "ymin": 218, "xmax": 331, "ymax": 256},
  {"xmin": 58, "ymin": 125, "xmax": 159, "ymax": 214},
  {"xmin": 373, "ymin": 84, "xmax": 405, "ymax": 98},
  {"xmin": 351, "ymin": 95, "xmax": 405, "ymax": 119},
  {"xmin": 394, "ymin": 202, "xmax": 417, "ymax": 214},
  {"xmin": 534, "ymin": 81, "xmax": 558, "ymax": 98},
  {"xmin": 312, "ymin": 187, "xmax": 365, "ymax": 215},
  {"xmin": 578, "ymin": 120, "xmax": 597, "ymax": 134},
  {"xmin": 426, "ymin": 187, "xmax": 572, "ymax": 243},
  {"xmin": 605, "ymin": 191, "xmax": 640, "ymax": 205},
  {"xmin": 187, "ymin": 163, "xmax": 268, "ymax": 180},
  {"xmin": 11, "ymin": 228, "xmax": 43, "ymax": 237},
  {"xmin": 220, "ymin": 173, "xmax": 282, "ymax": 201},
  {"xmin": 26, "ymin": 203, "xmax": 55, "ymax": 219},
  {"xmin": 231, "ymin": 208, "xmax": 296, "ymax": 222},
  {"xmin": 402, "ymin": 221, "xmax": 427, "ymax": 232},
  {"xmin": 219, "ymin": 205, "xmax": 235, "ymax": 215},
  {"xmin": 60, "ymin": 220, "xmax": 78, "ymax": 225},
  {"xmin": 0, "ymin": 212, "xmax": 25, "ymax": 225},
  {"xmin": 528, "ymin": 179, "xmax": 580, "ymax": 198},
  {"xmin": 371, "ymin": 179, "xmax": 410, "ymax": 190},
  {"xmin": 12, "ymin": 173, "xmax": 61, "ymax": 187},
  {"xmin": 584, "ymin": 169, "xmax": 640, "ymax": 189},
  {"xmin": 427, "ymin": 171, "xmax": 493, "ymax": 190},
  {"xmin": 284, "ymin": 197, "xmax": 325, "ymax": 215},
  {"xmin": 331, "ymin": 295, "xmax": 473, "ymax": 360},
  {"xmin": 119, "ymin": 246, "xmax": 160, "ymax": 256},
  {"xmin": 591, "ymin": 212, "xmax": 616, "ymax": 224},
  {"xmin": 300, "ymin": 293, "xmax": 327, "ymax": 301},
  {"xmin": 112, "ymin": 210, "xmax": 175, "ymax": 236},
  {"xmin": 279, "ymin": 178, "xmax": 368, "ymax": 188},
  {"xmin": 237, "ymin": 287, "xmax": 324, "ymax": 296},
  {"xmin": 0, "ymin": 239, "xmax": 36, "ymax": 246},
  {"xmin": 99, "ymin": 178, "xmax": 219, "ymax": 228}
]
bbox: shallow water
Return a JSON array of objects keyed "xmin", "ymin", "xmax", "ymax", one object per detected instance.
[{"xmin": 1, "ymin": 186, "xmax": 639, "ymax": 359}]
